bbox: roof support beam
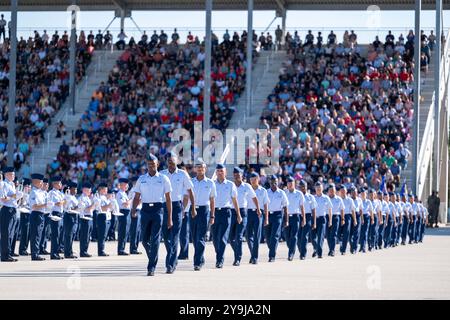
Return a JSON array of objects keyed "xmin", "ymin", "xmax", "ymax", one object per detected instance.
[
  {"xmin": 412, "ymin": 0, "xmax": 421, "ymax": 195},
  {"xmin": 7, "ymin": 0, "xmax": 18, "ymax": 167}
]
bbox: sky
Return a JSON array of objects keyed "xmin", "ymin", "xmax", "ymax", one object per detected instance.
[{"xmin": 0, "ymin": 9, "xmax": 449, "ymax": 43}]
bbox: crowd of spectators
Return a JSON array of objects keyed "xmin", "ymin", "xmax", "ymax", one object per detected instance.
[
  {"xmin": 251, "ymin": 29, "xmax": 437, "ymax": 191},
  {"xmin": 47, "ymin": 29, "xmax": 255, "ymax": 186},
  {"xmin": 0, "ymin": 29, "xmax": 92, "ymax": 171}
]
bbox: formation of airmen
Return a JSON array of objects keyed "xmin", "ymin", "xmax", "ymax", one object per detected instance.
[{"xmin": 0, "ymin": 154, "xmax": 428, "ymax": 276}]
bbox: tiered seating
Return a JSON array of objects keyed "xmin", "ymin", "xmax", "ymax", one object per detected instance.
[
  {"xmin": 0, "ymin": 31, "xmax": 92, "ymax": 170},
  {"xmin": 49, "ymin": 30, "xmax": 252, "ymax": 185}
]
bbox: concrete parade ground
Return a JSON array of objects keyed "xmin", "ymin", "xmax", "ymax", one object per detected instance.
[{"xmin": 0, "ymin": 226, "xmax": 449, "ymax": 300}]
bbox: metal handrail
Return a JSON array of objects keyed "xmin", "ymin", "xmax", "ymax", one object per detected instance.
[{"xmin": 416, "ymin": 28, "xmax": 450, "ymax": 198}]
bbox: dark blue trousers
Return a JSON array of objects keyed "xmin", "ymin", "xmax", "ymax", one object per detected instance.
[
  {"xmin": 419, "ymin": 219, "xmax": 425, "ymax": 242},
  {"xmin": 79, "ymin": 217, "xmax": 93, "ymax": 255},
  {"xmin": 359, "ymin": 214, "xmax": 370, "ymax": 250},
  {"xmin": 368, "ymin": 215, "xmax": 378, "ymax": 250},
  {"xmin": 191, "ymin": 206, "xmax": 209, "ymax": 267},
  {"xmin": 284, "ymin": 214, "xmax": 300, "ymax": 258},
  {"xmin": 108, "ymin": 213, "xmax": 118, "ymax": 240},
  {"xmin": 19, "ymin": 212, "xmax": 30, "ymax": 253},
  {"xmin": 29, "ymin": 211, "xmax": 45, "ymax": 258},
  {"xmin": 140, "ymin": 203, "xmax": 163, "ymax": 272},
  {"xmin": 178, "ymin": 211, "xmax": 190, "ymax": 259},
  {"xmin": 246, "ymin": 209, "xmax": 262, "ymax": 261},
  {"xmin": 264, "ymin": 211, "xmax": 282, "ymax": 259},
  {"xmin": 298, "ymin": 213, "xmax": 312, "ymax": 258},
  {"xmin": 350, "ymin": 214, "xmax": 361, "ymax": 252},
  {"xmin": 39, "ymin": 214, "xmax": 50, "ymax": 253},
  {"xmin": 162, "ymin": 201, "xmax": 183, "ymax": 270},
  {"xmin": 91, "ymin": 211, "xmax": 98, "ymax": 241},
  {"xmin": 230, "ymin": 208, "xmax": 248, "ymax": 262},
  {"xmin": 312, "ymin": 216, "xmax": 326, "ymax": 257},
  {"xmin": 327, "ymin": 215, "xmax": 341, "ymax": 253},
  {"xmin": 117, "ymin": 209, "xmax": 131, "ymax": 253},
  {"xmin": 50, "ymin": 211, "xmax": 63, "ymax": 257},
  {"xmin": 63, "ymin": 213, "xmax": 78, "ymax": 257},
  {"xmin": 96, "ymin": 214, "xmax": 110, "ymax": 255},
  {"xmin": 395, "ymin": 219, "xmax": 402, "ymax": 244},
  {"xmin": 340, "ymin": 214, "xmax": 352, "ymax": 253},
  {"xmin": 0, "ymin": 206, "xmax": 16, "ymax": 259},
  {"xmin": 10, "ymin": 213, "xmax": 20, "ymax": 255},
  {"xmin": 377, "ymin": 216, "xmax": 386, "ymax": 248},
  {"xmin": 408, "ymin": 215, "xmax": 417, "ymax": 243},
  {"xmin": 384, "ymin": 215, "xmax": 393, "ymax": 248},
  {"xmin": 415, "ymin": 217, "xmax": 422, "ymax": 242},
  {"xmin": 401, "ymin": 216, "xmax": 409, "ymax": 243},
  {"xmin": 212, "ymin": 208, "xmax": 232, "ymax": 264},
  {"xmin": 129, "ymin": 210, "xmax": 141, "ymax": 253}
]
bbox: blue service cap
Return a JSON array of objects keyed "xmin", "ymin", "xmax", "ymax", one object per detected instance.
[
  {"xmin": 359, "ymin": 187, "xmax": 367, "ymax": 193},
  {"xmin": 377, "ymin": 190, "xmax": 383, "ymax": 195},
  {"xmin": 3, "ymin": 167, "xmax": 14, "ymax": 173},
  {"xmin": 118, "ymin": 178, "xmax": 129, "ymax": 184},
  {"xmin": 82, "ymin": 182, "xmax": 93, "ymax": 189},
  {"xmin": 328, "ymin": 183, "xmax": 336, "ymax": 189},
  {"xmin": 195, "ymin": 158, "xmax": 206, "ymax": 166},
  {"xmin": 68, "ymin": 181, "xmax": 77, "ymax": 188},
  {"xmin": 146, "ymin": 153, "xmax": 158, "ymax": 161},
  {"xmin": 98, "ymin": 182, "xmax": 108, "ymax": 189},
  {"xmin": 22, "ymin": 178, "xmax": 31, "ymax": 186},
  {"xmin": 51, "ymin": 176, "xmax": 62, "ymax": 183},
  {"xmin": 216, "ymin": 164, "xmax": 225, "ymax": 170},
  {"xmin": 383, "ymin": 192, "xmax": 388, "ymax": 196},
  {"xmin": 31, "ymin": 173, "xmax": 44, "ymax": 180},
  {"xmin": 249, "ymin": 172, "xmax": 259, "ymax": 178},
  {"xmin": 131, "ymin": 176, "xmax": 139, "ymax": 182},
  {"xmin": 369, "ymin": 188, "xmax": 376, "ymax": 193},
  {"xmin": 269, "ymin": 174, "xmax": 278, "ymax": 181},
  {"xmin": 340, "ymin": 185, "xmax": 347, "ymax": 191},
  {"xmin": 349, "ymin": 185, "xmax": 357, "ymax": 192},
  {"xmin": 388, "ymin": 192, "xmax": 395, "ymax": 196},
  {"xmin": 43, "ymin": 178, "xmax": 49, "ymax": 183},
  {"xmin": 286, "ymin": 176, "xmax": 295, "ymax": 183},
  {"xmin": 299, "ymin": 180, "xmax": 308, "ymax": 187},
  {"xmin": 315, "ymin": 181, "xmax": 322, "ymax": 187},
  {"xmin": 233, "ymin": 167, "xmax": 243, "ymax": 174}
]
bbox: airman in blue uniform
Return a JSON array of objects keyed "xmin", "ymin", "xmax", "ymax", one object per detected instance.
[
  {"xmin": 128, "ymin": 176, "xmax": 142, "ymax": 254},
  {"xmin": 246, "ymin": 172, "xmax": 268, "ymax": 264},
  {"xmin": 29, "ymin": 173, "xmax": 47, "ymax": 261},
  {"xmin": 63, "ymin": 181, "xmax": 79, "ymax": 258},
  {"xmin": 313, "ymin": 182, "xmax": 332, "ymax": 259},
  {"xmin": 213, "ymin": 164, "xmax": 241, "ymax": 268},
  {"xmin": 191, "ymin": 159, "xmax": 216, "ymax": 271},
  {"xmin": 349, "ymin": 186, "xmax": 363, "ymax": 254},
  {"xmin": 265, "ymin": 175, "xmax": 289, "ymax": 262},
  {"xmin": 231, "ymin": 167, "xmax": 258, "ymax": 266},
  {"xmin": 384, "ymin": 192, "xmax": 398, "ymax": 248},
  {"xmin": 39, "ymin": 178, "xmax": 51, "ymax": 255},
  {"xmin": 368, "ymin": 189, "xmax": 381, "ymax": 251},
  {"xmin": 160, "ymin": 154, "xmax": 195, "ymax": 273},
  {"xmin": 327, "ymin": 183, "xmax": 344, "ymax": 257},
  {"xmin": 18, "ymin": 178, "xmax": 32, "ymax": 256},
  {"xmin": 48, "ymin": 176, "xmax": 65, "ymax": 260},
  {"xmin": 298, "ymin": 180, "xmax": 317, "ymax": 260},
  {"xmin": 339, "ymin": 186, "xmax": 356, "ymax": 255},
  {"xmin": 116, "ymin": 178, "xmax": 132, "ymax": 256},
  {"xmin": 284, "ymin": 176, "xmax": 305, "ymax": 261},
  {"xmin": 358, "ymin": 188, "xmax": 374, "ymax": 253},
  {"xmin": 78, "ymin": 182, "xmax": 96, "ymax": 257},
  {"xmin": 96, "ymin": 183, "xmax": 113, "ymax": 256},
  {"xmin": 131, "ymin": 154, "xmax": 172, "ymax": 276}
]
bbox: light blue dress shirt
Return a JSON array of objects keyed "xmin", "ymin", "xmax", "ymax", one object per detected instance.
[{"xmin": 134, "ymin": 172, "xmax": 172, "ymax": 203}]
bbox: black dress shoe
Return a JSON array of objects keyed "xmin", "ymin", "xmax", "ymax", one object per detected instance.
[
  {"xmin": 19, "ymin": 251, "xmax": 29, "ymax": 256},
  {"xmin": 312, "ymin": 251, "xmax": 317, "ymax": 258},
  {"xmin": 130, "ymin": 251, "xmax": 142, "ymax": 255},
  {"xmin": 300, "ymin": 256, "xmax": 305, "ymax": 260},
  {"xmin": 194, "ymin": 265, "xmax": 201, "ymax": 271},
  {"xmin": 178, "ymin": 256, "xmax": 188, "ymax": 260},
  {"xmin": 233, "ymin": 260, "xmax": 240, "ymax": 266},
  {"xmin": 32, "ymin": 256, "xmax": 45, "ymax": 261},
  {"xmin": 118, "ymin": 251, "xmax": 129, "ymax": 256},
  {"xmin": 318, "ymin": 255, "xmax": 323, "ymax": 259},
  {"xmin": 268, "ymin": 257, "xmax": 275, "ymax": 262},
  {"xmin": 65, "ymin": 255, "xmax": 78, "ymax": 259},
  {"xmin": 11, "ymin": 253, "xmax": 19, "ymax": 257},
  {"xmin": 216, "ymin": 262, "xmax": 223, "ymax": 269},
  {"xmin": 40, "ymin": 250, "xmax": 50, "ymax": 255},
  {"xmin": 288, "ymin": 255, "xmax": 293, "ymax": 261},
  {"xmin": 50, "ymin": 255, "xmax": 63, "ymax": 260},
  {"xmin": 340, "ymin": 251, "xmax": 345, "ymax": 255},
  {"xmin": 166, "ymin": 268, "xmax": 174, "ymax": 274},
  {"xmin": 328, "ymin": 251, "xmax": 335, "ymax": 257},
  {"xmin": 1, "ymin": 257, "xmax": 18, "ymax": 262},
  {"xmin": 98, "ymin": 252, "xmax": 109, "ymax": 257},
  {"xmin": 80, "ymin": 253, "xmax": 92, "ymax": 258},
  {"xmin": 58, "ymin": 249, "xmax": 64, "ymax": 254},
  {"xmin": 147, "ymin": 271, "xmax": 155, "ymax": 276}
]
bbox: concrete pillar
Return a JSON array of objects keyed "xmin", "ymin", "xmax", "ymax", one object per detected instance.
[
  {"xmin": 69, "ymin": 3, "xmax": 77, "ymax": 115},
  {"xmin": 7, "ymin": 0, "xmax": 18, "ymax": 167},
  {"xmin": 412, "ymin": 0, "xmax": 421, "ymax": 195},
  {"xmin": 433, "ymin": 0, "xmax": 442, "ymax": 192},
  {"xmin": 246, "ymin": 0, "xmax": 253, "ymax": 119},
  {"xmin": 203, "ymin": 0, "xmax": 212, "ymax": 134}
]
